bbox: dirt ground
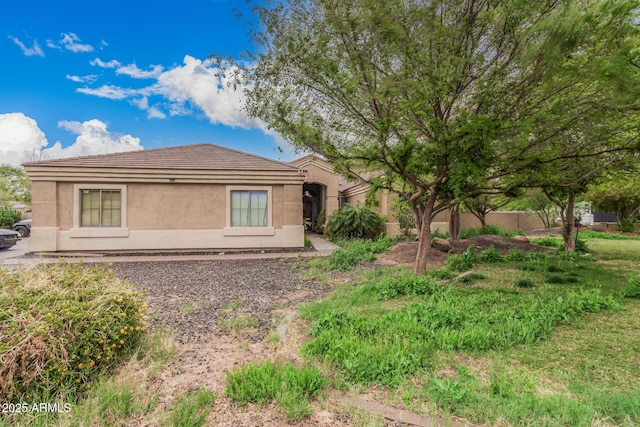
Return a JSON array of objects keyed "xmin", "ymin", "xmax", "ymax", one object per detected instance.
[{"xmin": 108, "ymin": 237, "xmax": 543, "ymax": 425}]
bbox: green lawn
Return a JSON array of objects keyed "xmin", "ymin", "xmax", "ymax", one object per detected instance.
[{"xmin": 300, "ymin": 238, "xmax": 640, "ymax": 426}]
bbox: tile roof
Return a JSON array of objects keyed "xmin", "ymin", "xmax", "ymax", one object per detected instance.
[{"xmin": 23, "ymin": 143, "xmax": 298, "ymax": 172}]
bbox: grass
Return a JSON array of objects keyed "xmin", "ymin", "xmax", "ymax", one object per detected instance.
[
  {"xmin": 225, "ymin": 360, "xmax": 325, "ymax": 421},
  {"xmin": 217, "ymin": 314, "xmax": 258, "ymax": 332},
  {"xmin": 164, "ymin": 387, "xmax": 215, "ymax": 427},
  {"xmin": 297, "ymin": 237, "xmax": 640, "ymax": 426}
]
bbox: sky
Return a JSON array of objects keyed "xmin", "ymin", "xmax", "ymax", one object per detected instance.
[{"xmin": 0, "ymin": 0, "xmax": 295, "ymax": 168}]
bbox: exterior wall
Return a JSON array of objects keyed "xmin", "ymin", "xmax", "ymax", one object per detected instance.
[
  {"xmin": 290, "ymin": 157, "xmax": 340, "ymax": 216},
  {"xmin": 29, "ymin": 180, "xmax": 304, "ymax": 252},
  {"xmin": 431, "ymin": 210, "xmax": 545, "ymax": 233}
]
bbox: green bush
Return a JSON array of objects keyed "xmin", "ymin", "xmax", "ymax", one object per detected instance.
[
  {"xmin": 315, "ymin": 209, "xmax": 326, "ymax": 234},
  {"xmin": 618, "ymin": 218, "xmax": 638, "ymax": 233},
  {"xmin": 505, "ymin": 249, "xmax": 527, "ymax": 261},
  {"xmin": 0, "ymin": 262, "xmax": 148, "ymax": 402},
  {"xmin": 225, "ymin": 361, "xmax": 325, "ymax": 421},
  {"xmin": 326, "ymin": 204, "xmax": 384, "ymax": 240},
  {"xmin": 621, "ymin": 275, "xmax": 640, "ymax": 299},
  {"xmin": 0, "ymin": 208, "xmax": 21, "ymax": 229},
  {"xmin": 531, "ymin": 236, "xmax": 562, "ymax": 248}
]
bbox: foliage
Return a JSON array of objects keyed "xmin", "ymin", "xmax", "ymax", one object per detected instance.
[
  {"xmin": 478, "ymin": 246, "xmax": 503, "ymax": 263},
  {"xmin": 445, "ymin": 246, "xmax": 477, "ymax": 272},
  {"xmin": 459, "ymin": 225, "xmax": 519, "ymax": 240},
  {"xmin": 326, "ymin": 236, "xmax": 394, "ymax": 271},
  {"xmin": 621, "ymin": 275, "xmax": 640, "ymax": 299},
  {"xmin": 225, "ymin": 361, "xmax": 325, "ymax": 421},
  {"xmin": 315, "ymin": 209, "xmax": 326, "ymax": 234},
  {"xmin": 0, "ymin": 207, "xmax": 21, "ymax": 229},
  {"xmin": 515, "ymin": 278, "xmax": 535, "ymax": 288},
  {"xmin": 530, "ymin": 236, "xmax": 562, "ymax": 248},
  {"xmin": 0, "ymin": 164, "xmax": 31, "ymax": 206},
  {"xmin": 326, "ymin": 204, "xmax": 384, "ymax": 240},
  {"xmin": 505, "ymin": 249, "xmax": 528, "ymax": 262},
  {"xmin": 239, "ymin": 0, "xmax": 640, "ymax": 274},
  {"xmin": 390, "ymin": 196, "xmax": 416, "ymax": 241},
  {"xmin": 301, "ymin": 268, "xmax": 620, "ymax": 387},
  {"xmin": 518, "ymin": 190, "xmax": 558, "ymax": 228},
  {"xmin": 0, "ymin": 262, "xmax": 148, "ymax": 402},
  {"xmin": 579, "ymin": 230, "xmax": 640, "ymax": 240},
  {"xmin": 166, "ymin": 387, "xmax": 215, "ymax": 427},
  {"xmin": 587, "ymin": 168, "xmax": 640, "ymax": 231}
]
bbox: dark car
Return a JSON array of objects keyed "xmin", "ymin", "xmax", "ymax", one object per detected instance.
[
  {"xmin": 13, "ymin": 219, "xmax": 31, "ymax": 238},
  {"xmin": 0, "ymin": 229, "xmax": 20, "ymax": 250}
]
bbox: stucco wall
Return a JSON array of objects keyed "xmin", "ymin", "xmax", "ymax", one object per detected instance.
[{"xmin": 29, "ymin": 180, "xmax": 304, "ymax": 252}]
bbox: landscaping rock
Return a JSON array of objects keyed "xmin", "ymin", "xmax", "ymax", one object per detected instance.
[
  {"xmin": 513, "ymin": 235, "xmax": 530, "ymax": 243},
  {"xmin": 432, "ymin": 237, "xmax": 451, "ymax": 252}
]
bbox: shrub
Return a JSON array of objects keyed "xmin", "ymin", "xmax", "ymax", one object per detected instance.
[
  {"xmin": 457, "ymin": 273, "xmax": 488, "ymax": 285},
  {"xmin": 0, "ymin": 262, "xmax": 148, "ymax": 402},
  {"xmin": 531, "ymin": 236, "xmax": 561, "ymax": 248},
  {"xmin": 0, "ymin": 208, "xmax": 21, "ymax": 229},
  {"xmin": 478, "ymin": 246, "xmax": 503, "ymax": 263},
  {"xmin": 326, "ymin": 204, "xmax": 384, "ymax": 240},
  {"xmin": 432, "ymin": 229, "xmax": 449, "ymax": 239}
]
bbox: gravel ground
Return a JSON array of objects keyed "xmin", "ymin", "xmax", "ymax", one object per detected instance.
[{"xmin": 108, "ymin": 258, "xmax": 331, "ymax": 343}]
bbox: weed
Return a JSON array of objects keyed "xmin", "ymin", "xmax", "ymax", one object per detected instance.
[
  {"xmin": 505, "ymin": 249, "xmax": 527, "ymax": 261},
  {"xmin": 225, "ymin": 361, "xmax": 324, "ymax": 421},
  {"xmin": 531, "ymin": 236, "xmax": 561, "ymax": 248},
  {"xmin": 580, "ymin": 230, "xmax": 640, "ymax": 240},
  {"xmin": 621, "ymin": 275, "xmax": 640, "ymax": 298},
  {"xmin": 459, "ymin": 225, "xmax": 519, "ymax": 239},
  {"xmin": 179, "ymin": 303, "xmax": 195, "ymax": 315},
  {"xmin": 478, "ymin": 246, "xmax": 502, "ymax": 263},
  {"xmin": 445, "ymin": 246, "xmax": 477, "ymax": 272},
  {"xmin": 304, "ymin": 235, "xmax": 313, "ymax": 248},
  {"xmin": 326, "ymin": 237, "xmax": 394, "ymax": 271},
  {"xmin": 457, "ymin": 273, "xmax": 488, "ymax": 285},
  {"xmin": 217, "ymin": 314, "xmax": 257, "ymax": 332},
  {"xmin": 546, "ymin": 264, "xmax": 564, "ymax": 273},
  {"xmin": 225, "ymin": 298, "xmax": 242, "ymax": 311},
  {"xmin": 515, "ymin": 278, "xmax": 535, "ymax": 288},
  {"xmin": 427, "ymin": 376, "xmax": 468, "ymax": 411},
  {"xmin": 166, "ymin": 387, "xmax": 215, "ymax": 427}
]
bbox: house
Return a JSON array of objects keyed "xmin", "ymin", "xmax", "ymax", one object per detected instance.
[{"xmin": 23, "ymin": 144, "xmax": 306, "ymax": 252}]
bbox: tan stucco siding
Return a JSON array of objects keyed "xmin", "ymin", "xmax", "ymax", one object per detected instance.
[
  {"xmin": 283, "ymin": 184, "xmax": 303, "ymax": 226},
  {"xmin": 31, "ymin": 181, "xmax": 57, "ymax": 228},
  {"xmin": 299, "ymin": 163, "xmax": 340, "ymax": 216},
  {"xmin": 127, "ymin": 183, "xmax": 226, "ymax": 230},
  {"xmin": 57, "ymin": 183, "xmax": 74, "ymax": 231}
]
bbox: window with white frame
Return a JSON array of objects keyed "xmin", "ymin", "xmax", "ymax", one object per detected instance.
[
  {"xmin": 80, "ymin": 189, "xmax": 121, "ymax": 227},
  {"xmin": 230, "ymin": 190, "xmax": 268, "ymax": 227}
]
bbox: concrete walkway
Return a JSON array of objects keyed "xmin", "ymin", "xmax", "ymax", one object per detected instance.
[{"xmin": 0, "ymin": 233, "xmax": 338, "ymax": 268}]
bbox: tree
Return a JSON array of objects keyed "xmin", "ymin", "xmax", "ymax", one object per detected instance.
[
  {"xmin": 0, "ymin": 165, "xmax": 31, "ymax": 207},
  {"xmin": 587, "ymin": 165, "xmax": 640, "ymax": 232},
  {"xmin": 240, "ymin": 0, "xmax": 640, "ymax": 274}
]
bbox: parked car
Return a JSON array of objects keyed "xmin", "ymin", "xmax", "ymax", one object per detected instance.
[
  {"xmin": 0, "ymin": 228, "xmax": 20, "ymax": 250},
  {"xmin": 13, "ymin": 219, "xmax": 31, "ymax": 237}
]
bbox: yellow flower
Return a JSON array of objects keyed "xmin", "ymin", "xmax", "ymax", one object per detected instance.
[
  {"xmin": 124, "ymin": 326, "xmax": 128, "ymax": 330},
  {"xmin": 72, "ymin": 355, "xmax": 76, "ymax": 359},
  {"xmin": 117, "ymin": 297, "xmax": 123, "ymax": 303},
  {"xmin": 97, "ymin": 355, "xmax": 101, "ymax": 360},
  {"xmin": 93, "ymin": 312, "xmax": 99, "ymax": 317},
  {"xmin": 78, "ymin": 363, "xmax": 83, "ymax": 369},
  {"xmin": 119, "ymin": 339, "xmax": 124, "ymax": 345},
  {"xmin": 135, "ymin": 326, "xmax": 140, "ymax": 331},
  {"xmin": 120, "ymin": 329, "xmax": 125, "ymax": 334},
  {"xmin": 111, "ymin": 344, "xmax": 116, "ymax": 348},
  {"xmin": 120, "ymin": 312, "xmax": 126, "ymax": 317},
  {"xmin": 89, "ymin": 360, "xmax": 95, "ymax": 367},
  {"xmin": 76, "ymin": 379, "xmax": 81, "ymax": 383},
  {"xmin": 141, "ymin": 303, "xmax": 148, "ymax": 308}
]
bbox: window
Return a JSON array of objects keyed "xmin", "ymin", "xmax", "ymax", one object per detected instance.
[
  {"xmin": 230, "ymin": 190, "xmax": 267, "ymax": 227},
  {"xmin": 81, "ymin": 189, "xmax": 121, "ymax": 227}
]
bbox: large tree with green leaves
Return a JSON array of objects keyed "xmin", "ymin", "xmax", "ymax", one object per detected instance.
[
  {"xmin": 587, "ymin": 163, "xmax": 640, "ymax": 232},
  {"xmin": 0, "ymin": 165, "xmax": 31, "ymax": 207},
  {"xmin": 240, "ymin": 0, "xmax": 640, "ymax": 274}
]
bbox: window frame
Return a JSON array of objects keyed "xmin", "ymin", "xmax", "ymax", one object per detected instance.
[
  {"xmin": 224, "ymin": 185, "xmax": 274, "ymax": 236},
  {"xmin": 71, "ymin": 184, "xmax": 128, "ymax": 238}
]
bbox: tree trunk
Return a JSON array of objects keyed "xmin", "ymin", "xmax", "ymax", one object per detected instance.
[
  {"xmin": 414, "ymin": 192, "xmax": 437, "ymax": 275},
  {"xmin": 563, "ymin": 192, "xmax": 576, "ymax": 252},
  {"xmin": 449, "ymin": 204, "xmax": 461, "ymax": 242}
]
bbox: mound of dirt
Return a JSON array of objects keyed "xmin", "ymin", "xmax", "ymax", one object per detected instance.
[{"xmin": 375, "ymin": 235, "xmax": 551, "ymax": 269}]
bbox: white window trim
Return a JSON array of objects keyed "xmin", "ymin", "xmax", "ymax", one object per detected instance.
[
  {"xmin": 70, "ymin": 184, "xmax": 129, "ymax": 238},
  {"xmin": 224, "ymin": 185, "xmax": 274, "ymax": 236}
]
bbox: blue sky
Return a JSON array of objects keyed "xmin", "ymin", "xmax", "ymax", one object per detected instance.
[{"xmin": 0, "ymin": 0, "xmax": 294, "ymax": 167}]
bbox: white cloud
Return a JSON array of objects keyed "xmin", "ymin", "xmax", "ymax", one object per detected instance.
[
  {"xmin": 156, "ymin": 55, "xmax": 263, "ymax": 129},
  {"xmin": 48, "ymin": 120, "xmax": 142, "ymax": 158},
  {"xmin": 66, "ymin": 74, "xmax": 98, "ymax": 84},
  {"xmin": 0, "ymin": 113, "xmax": 49, "ymax": 167},
  {"xmin": 147, "ymin": 106, "xmax": 167, "ymax": 119},
  {"xmin": 46, "ymin": 39, "xmax": 61, "ymax": 50},
  {"xmin": 90, "ymin": 58, "xmax": 121, "ymax": 68},
  {"xmin": 77, "ymin": 84, "xmax": 143, "ymax": 100},
  {"xmin": 0, "ymin": 113, "xmax": 143, "ymax": 167},
  {"xmin": 60, "ymin": 33, "xmax": 94, "ymax": 53},
  {"xmin": 9, "ymin": 36, "xmax": 44, "ymax": 57},
  {"xmin": 116, "ymin": 63, "xmax": 164, "ymax": 79}
]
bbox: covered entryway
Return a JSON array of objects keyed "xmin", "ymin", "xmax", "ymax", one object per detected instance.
[{"xmin": 302, "ymin": 183, "xmax": 325, "ymax": 231}]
